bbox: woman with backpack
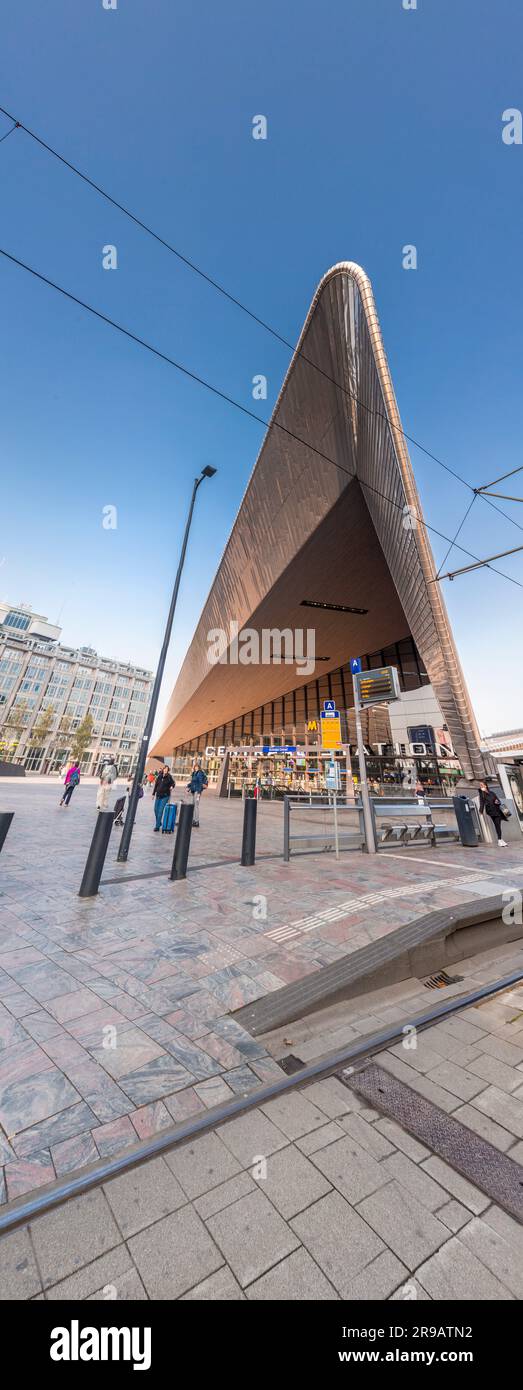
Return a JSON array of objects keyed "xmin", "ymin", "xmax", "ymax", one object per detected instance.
[{"xmin": 60, "ymin": 761, "xmax": 81, "ymax": 807}]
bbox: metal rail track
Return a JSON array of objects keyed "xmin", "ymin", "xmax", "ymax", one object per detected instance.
[{"xmin": 1, "ymin": 966, "xmax": 522, "ymax": 1236}]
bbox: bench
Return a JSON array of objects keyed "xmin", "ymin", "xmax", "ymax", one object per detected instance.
[{"xmin": 374, "ymin": 801, "xmax": 436, "ymax": 849}]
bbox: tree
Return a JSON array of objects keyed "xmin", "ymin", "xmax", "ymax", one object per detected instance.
[
  {"xmin": 30, "ymin": 704, "xmax": 55, "ymax": 746},
  {"xmin": 58, "ymin": 713, "xmax": 72, "ymax": 738},
  {"xmin": 70, "ymin": 711, "xmax": 94, "ymax": 764},
  {"xmin": 3, "ymin": 699, "xmax": 29, "ymax": 739},
  {"xmin": 0, "ymin": 699, "xmax": 29, "ymax": 761}
]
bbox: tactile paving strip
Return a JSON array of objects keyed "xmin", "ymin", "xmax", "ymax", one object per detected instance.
[{"xmin": 340, "ymin": 1062, "xmax": 523, "ymax": 1222}]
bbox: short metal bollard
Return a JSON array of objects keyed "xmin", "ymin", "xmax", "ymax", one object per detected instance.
[
  {"xmin": 241, "ymin": 795, "xmax": 257, "ymax": 866},
  {"xmin": 78, "ymin": 811, "xmax": 114, "ymax": 898},
  {"xmin": 0, "ymin": 812, "xmax": 14, "ymax": 856},
  {"xmin": 170, "ymin": 802, "xmax": 194, "ymax": 881}
]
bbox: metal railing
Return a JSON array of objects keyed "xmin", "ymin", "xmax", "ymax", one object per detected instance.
[{"xmin": 283, "ymin": 794, "xmax": 365, "ymax": 860}]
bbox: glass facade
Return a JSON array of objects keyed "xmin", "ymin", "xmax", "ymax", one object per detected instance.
[{"xmin": 175, "ymin": 636, "xmax": 429, "ymax": 755}]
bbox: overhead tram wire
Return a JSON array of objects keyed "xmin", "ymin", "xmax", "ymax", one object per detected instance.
[
  {"xmin": 2, "ymin": 245, "xmax": 522, "ymax": 596},
  {"xmin": 435, "ymin": 494, "xmax": 478, "ymax": 581},
  {"xmin": 1, "ymin": 102, "xmax": 522, "ymax": 541},
  {"xmin": 0, "ymin": 120, "xmax": 19, "ymax": 145}
]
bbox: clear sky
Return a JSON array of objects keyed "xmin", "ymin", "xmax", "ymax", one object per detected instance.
[{"xmin": 1, "ymin": 0, "xmax": 522, "ymax": 738}]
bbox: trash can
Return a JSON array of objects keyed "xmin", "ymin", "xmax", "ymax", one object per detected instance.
[{"xmin": 452, "ymin": 795, "xmax": 479, "ymax": 847}]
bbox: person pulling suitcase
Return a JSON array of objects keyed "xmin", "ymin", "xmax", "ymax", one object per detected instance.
[{"xmin": 153, "ymin": 765, "xmax": 176, "ymax": 831}]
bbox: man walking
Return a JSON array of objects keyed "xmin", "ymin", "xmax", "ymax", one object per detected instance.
[
  {"xmin": 153, "ymin": 765, "xmax": 175, "ymax": 831},
  {"xmin": 97, "ymin": 756, "xmax": 118, "ymax": 812},
  {"xmin": 186, "ymin": 761, "xmax": 208, "ymax": 828}
]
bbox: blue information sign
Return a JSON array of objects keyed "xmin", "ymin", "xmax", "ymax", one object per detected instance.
[
  {"xmin": 350, "ymin": 657, "xmax": 362, "ymax": 674},
  {"xmin": 323, "ymin": 699, "xmax": 336, "ymax": 712}
]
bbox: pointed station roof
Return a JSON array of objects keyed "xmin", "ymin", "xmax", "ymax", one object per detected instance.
[{"xmin": 151, "ymin": 262, "xmax": 484, "ymax": 779}]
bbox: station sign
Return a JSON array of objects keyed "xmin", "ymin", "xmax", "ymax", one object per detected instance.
[
  {"xmin": 320, "ymin": 700, "xmax": 342, "ymax": 750},
  {"xmin": 262, "ymin": 746, "xmax": 296, "ymax": 754},
  {"xmin": 355, "ymin": 666, "xmax": 400, "ymax": 707}
]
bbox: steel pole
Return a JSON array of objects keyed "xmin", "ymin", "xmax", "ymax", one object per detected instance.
[
  {"xmin": 79, "ymin": 811, "xmax": 114, "ymax": 897},
  {"xmin": 353, "ymin": 679, "xmax": 376, "ymax": 854},
  {"xmin": 117, "ymin": 471, "xmax": 213, "ymax": 863},
  {"xmin": 0, "ymin": 812, "xmax": 14, "ymax": 855},
  {"xmin": 241, "ymin": 795, "xmax": 257, "ymax": 866},
  {"xmin": 169, "ymin": 802, "xmax": 194, "ymax": 881}
]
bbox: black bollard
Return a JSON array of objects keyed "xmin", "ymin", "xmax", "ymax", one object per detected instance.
[
  {"xmin": 170, "ymin": 802, "xmax": 194, "ymax": 881},
  {"xmin": 241, "ymin": 795, "xmax": 257, "ymax": 866},
  {"xmin": 79, "ymin": 811, "xmax": 114, "ymax": 898},
  {"xmin": 0, "ymin": 812, "xmax": 14, "ymax": 855}
]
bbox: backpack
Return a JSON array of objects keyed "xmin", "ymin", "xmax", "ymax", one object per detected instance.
[{"xmin": 69, "ymin": 770, "xmax": 80, "ymax": 786}]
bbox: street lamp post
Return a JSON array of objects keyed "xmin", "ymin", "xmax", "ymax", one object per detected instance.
[{"xmin": 117, "ymin": 465, "xmax": 216, "ymax": 863}]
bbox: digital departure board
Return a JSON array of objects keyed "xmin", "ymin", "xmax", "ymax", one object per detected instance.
[{"xmin": 356, "ymin": 666, "xmax": 400, "ymax": 707}]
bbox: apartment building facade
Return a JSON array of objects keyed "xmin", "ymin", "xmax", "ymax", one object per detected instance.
[{"xmin": 0, "ymin": 602, "xmax": 152, "ymax": 775}]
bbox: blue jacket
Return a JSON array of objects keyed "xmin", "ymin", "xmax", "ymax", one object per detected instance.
[{"xmin": 188, "ymin": 769, "xmax": 208, "ymax": 794}]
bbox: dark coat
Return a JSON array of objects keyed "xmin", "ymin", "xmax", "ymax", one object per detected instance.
[
  {"xmin": 154, "ymin": 772, "xmax": 175, "ymax": 799},
  {"xmin": 187, "ymin": 769, "xmax": 208, "ymax": 794},
  {"xmin": 479, "ymin": 788, "xmax": 502, "ymax": 819}
]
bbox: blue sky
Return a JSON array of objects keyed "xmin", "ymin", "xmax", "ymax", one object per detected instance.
[{"xmin": 1, "ymin": 0, "xmax": 522, "ymax": 737}]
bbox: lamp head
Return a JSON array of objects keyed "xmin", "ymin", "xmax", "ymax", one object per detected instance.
[{"xmin": 201, "ymin": 465, "xmax": 217, "ymax": 479}]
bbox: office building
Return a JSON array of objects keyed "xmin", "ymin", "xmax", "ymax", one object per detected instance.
[{"xmin": 0, "ymin": 601, "xmax": 152, "ymax": 775}]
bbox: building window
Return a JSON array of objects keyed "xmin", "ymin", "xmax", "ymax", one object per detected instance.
[
  {"xmin": 24, "ymin": 746, "xmax": 45, "ymax": 771},
  {"xmin": 3, "ymin": 610, "xmax": 31, "ymax": 631}
]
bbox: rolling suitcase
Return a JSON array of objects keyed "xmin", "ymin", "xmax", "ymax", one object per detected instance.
[
  {"xmin": 162, "ymin": 801, "xmax": 177, "ymax": 833},
  {"xmin": 113, "ymin": 795, "xmax": 126, "ymax": 827}
]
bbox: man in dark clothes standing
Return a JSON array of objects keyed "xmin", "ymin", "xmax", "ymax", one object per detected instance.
[{"xmin": 153, "ymin": 765, "xmax": 175, "ymax": 831}]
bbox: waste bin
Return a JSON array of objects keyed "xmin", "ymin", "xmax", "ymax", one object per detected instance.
[{"xmin": 452, "ymin": 795, "xmax": 480, "ymax": 847}]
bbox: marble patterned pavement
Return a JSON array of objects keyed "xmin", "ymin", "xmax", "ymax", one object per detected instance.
[{"xmin": 0, "ymin": 778, "xmax": 522, "ymax": 1207}]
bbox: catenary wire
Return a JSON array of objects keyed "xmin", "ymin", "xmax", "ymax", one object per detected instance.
[
  {"xmin": 1, "ymin": 102, "xmax": 522, "ymax": 541},
  {"xmin": 0, "ymin": 120, "xmax": 19, "ymax": 145},
  {"xmin": 1, "ymin": 244, "xmax": 522, "ymax": 593},
  {"xmin": 435, "ymin": 494, "xmax": 478, "ymax": 580}
]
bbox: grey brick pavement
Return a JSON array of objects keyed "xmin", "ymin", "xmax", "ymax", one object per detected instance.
[
  {"xmin": 1, "ymin": 779, "xmax": 523, "ymax": 1207},
  {"xmin": 2, "ymin": 996, "xmax": 523, "ymax": 1301}
]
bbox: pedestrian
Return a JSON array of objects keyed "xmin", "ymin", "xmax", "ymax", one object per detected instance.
[
  {"xmin": 186, "ymin": 761, "xmax": 208, "ymax": 827},
  {"xmin": 60, "ymin": 760, "xmax": 81, "ymax": 807},
  {"xmin": 96, "ymin": 756, "xmax": 118, "ymax": 812},
  {"xmin": 479, "ymin": 781, "xmax": 508, "ymax": 846},
  {"xmin": 153, "ymin": 764, "xmax": 175, "ymax": 831}
]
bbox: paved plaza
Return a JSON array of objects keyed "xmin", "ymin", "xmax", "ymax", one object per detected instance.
[
  {"xmin": 0, "ymin": 777, "xmax": 522, "ymax": 1218},
  {"xmin": 2, "ymin": 979, "xmax": 523, "ymax": 1300}
]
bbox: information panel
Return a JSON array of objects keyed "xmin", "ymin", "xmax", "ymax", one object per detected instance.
[
  {"xmin": 356, "ymin": 665, "xmax": 400, "ymax": 707},
  {"xmin": 321, "ymin": 715, "xmax": 342, "ymax": 749}
]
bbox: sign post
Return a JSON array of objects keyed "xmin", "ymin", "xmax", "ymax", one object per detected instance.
[
  {"xmin": 352, "ymin": 669, "xmax": 376, "ymax": 855},
  {"xmin": 351, "ymin": 662, "xmax": 401, "ymax": 855}
]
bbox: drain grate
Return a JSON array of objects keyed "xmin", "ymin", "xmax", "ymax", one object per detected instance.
[
  {"xmin": 423, "ymin": 970, "xmax": 464, "ymax": 990},
  {"xmin": 277, "ymin": 1054, "xmax": 306, "ymax": 1075},
  {"xmin": 341, "ymin": 1062, "xmax": 523, "ymax": 1221}
]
